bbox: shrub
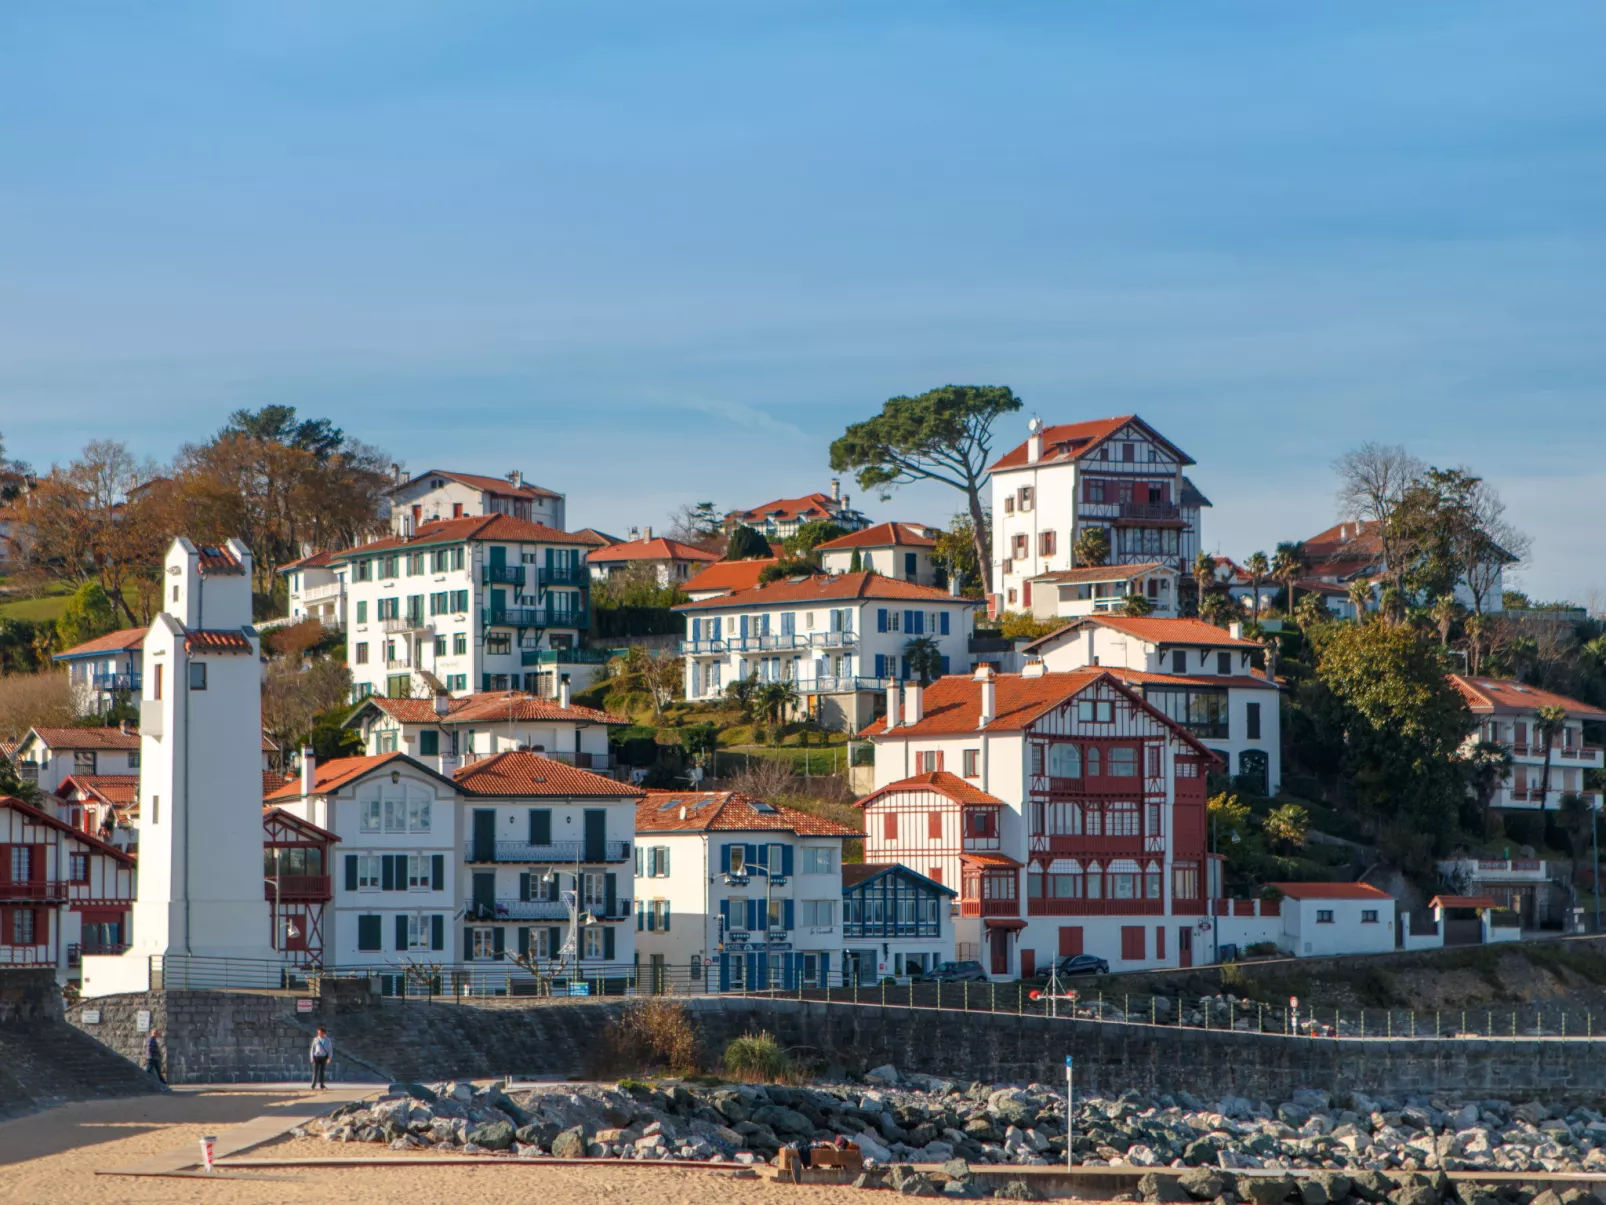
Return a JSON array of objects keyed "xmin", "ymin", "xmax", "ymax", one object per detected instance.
[
  {"xmin": 1244, "ymin": 941, "xmax": 1281, "ymax": 958},
  {"xmin": 722, "ymin": 1030, "xmax": 789, "ymax": 1082},
  {"xmin": 591, "ymin": 998, "xmax": 701, "ymax": 1077}
]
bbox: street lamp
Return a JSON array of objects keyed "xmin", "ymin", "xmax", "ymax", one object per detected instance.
[
  {"xmin": 723, "ymin": 861, "xmax": 785, "ymax": 990},
  {"xmin": 543, "ymin": 854, "xmax": 592, "ymax": 982}
]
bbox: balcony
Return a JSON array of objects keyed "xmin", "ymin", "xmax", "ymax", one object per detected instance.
[
  {"xmin": 522, "ymin": 648, "xmax": 611, "ymax": 667},
  {"xmin": 483, "ymin": 607, "xmax": 590, "ymax": 631},
  {"xmin": 1114, "ymin": 502, "xmax": 1183, "ymax": 523},
  {"xmin": 264, "ymin": 874, "xmax": 333, "ymax": 902},
  {"xmin": 301, "ymin": 581, "xmax": 346, "ymax": 603},
  {"xmin": 482, "ymin": 564, "xmax": 527, "ymax": 587},
  {"xmin": 67, "ymin": 941, "xmax": 129, "ymax": 966},
  {"xmin": 1027, "ymin": 897, "xmax": 1164, "ymax": 916},
  {"xmin": 538, "ymin": 566, "xmax": 589, "ymax": 590},
  {"xmin": 382, "ymin": 614, "xmax": 428, "ymax": 634},
  {"xmin": 0, "ymin": 881, "xmax": 68, "ymax": 902},
  {"xmin": 797, "ymin": 675, "xmax": 891, "ymax": 695},
  {"xmin": 470, "ymin": 897, "xmax": 632, "ymax": 922},
  {"xmin": 384, "ymin": 657, "xmax": 412, "ymax": 670},
  {"xmin": 811, "ymin": 631, "xmax": 858, "ymax": 649},
  {"xmin": 959, "ymin": 898, "xmax": 1020, "ymax": 917},
  {"xmin": 1560, "ymin": 746, "xmax": 1604, "ymax": 761},
  {"xmin": 679, "ymin": 639, "xmax": 727, "ymax": 655},
  {"xmin": 91, "ymin": 672, "xmax": 141, "ymax": 693},
  {"xmin": 464, "ymin": 839, "xmax": 632, "ymax": 864}
]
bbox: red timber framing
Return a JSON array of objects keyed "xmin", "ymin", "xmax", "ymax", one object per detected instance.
[
  {"xmin": 1023, "ymin": 677, "xmax": 1218, "ymax": 919},
  {"xmin": 263, "ymin": 808, "xmax": 339, "ymax": 967},
  {"xmin": 856, "ymin": 772, "xmax": 1009, "ymax": 917},
  {"xmin": 0, "ymin": 795, "xmax": 135, "ymax": 969}
]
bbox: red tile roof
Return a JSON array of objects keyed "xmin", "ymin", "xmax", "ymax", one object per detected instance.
[
  {"xmin": 196, "ymin": 544, "xmax": 246, "ymax": 575},
  {"xmin": 1272, "ymin": 881, "xmax": 1392, "ymax": 901},
  {"xmin": 682, "ymin": 558, "xmax": 779, "ymax": 595},
  {"xmin": 0, "ymin": 795, "xmax": 136, "ymax": 865},
  {"xmin": 25, "ymin": 727, "xmax": 142, "ymax": 751},
  {"xmin": 842, "ymin": 862, "xmax": 956, "ymax": 894},
  {"xmin": 1449, "ymin": 675, "xmax": 1606, "ymax": 722},
  {"xmin": 570, "ymin": 528, "xmax": 623, "ymax": 547},
  {"xmin": 391, "ymin": 469, "xmax": 561, "ymax": 501},
  {"xmin": 55, "ymin": 775, "xmax": 139, "ymax": 806},
  {"xmin": 988, "ymin": 416, "xmax": 1193, "ymax": 473},
  {"xmin": 278, "ymin": 549, "xmax": 337, "ymax": 572},
  {"xmin": 262, "ymin": 806, "xmax": 342, "ymax": 843},
  {"xmin": 1095, "ymin": 667, "xmax": 1282, "ymax": 692},
  {"xmin": 185, "ymin": 629, "xmax": 255, "ymax": 654},
  {"xmin": 453, "ymin": 751, "xmax": 642, "ymax": 798},
  {"xmin": 586, "ymin": 537, "xmax": 720, "ymax": 565},
  {"xmin": 860, "ymin": 669, "xmax": 1106, "ymax": 736},
  {"xmin": 53, "ymin": 627, "xmax": 147, "ymax": 659},
  {"xmin": 264, "ymin": 752, "xmax": 416, "ymax": 801},
  {"xmin": 352, "ymin": 691, "xmax": 629, "ymax": 727},
  {"xmin": 1429, "ymin": 895, "xmax": 1497, "ymax": 910},
  {"xmin": 814, "ymin": 522, "xmax": 937, "ymax": 552},
  {"xmin": 1025, "ymin": 561, "xmax": 1173, "ymax": 585},
  {"xmin": 674, "ymin": 571, "xmax": 969, "ymax": 611},
  {"xmin": 960, "ymin": 851, "xmax": 1022, "ymax": 868},
  {"xmin": 635, "ymin": 790, "xmax": 862, "ymax": 836},
  {"xmin": 263, "ymin": 771, "xmax": 292, "ymax": 796},
  {"xmin": 856, "ymin": 771, "xmax": 1006, "ymax": 809},
  {"xmin": 727, "ymin": 493, "xmax": 845, "ymax": 525},
  {"xmin": 328, "ymin": 513, "xmax": 595, "ymax": 563},
  {"xmin": 1024, "ymin": 615, "xmax": 1260, "ymax": 651}
]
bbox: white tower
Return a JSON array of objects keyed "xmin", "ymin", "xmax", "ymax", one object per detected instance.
[{"xmin": 84, "ymin": 537, "xmax": 281, "ymax": 995}]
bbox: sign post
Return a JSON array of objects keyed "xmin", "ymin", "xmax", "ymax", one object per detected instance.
[
  {"xmin": 1290, "ymin": 995, "xmax": 1299, "ymax": 1036},
  {"xmin": 1065, "ymin": 1055, "xmax": 1074, "ymax": 1169}
]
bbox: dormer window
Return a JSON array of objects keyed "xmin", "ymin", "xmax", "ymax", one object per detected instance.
[{"xmin": 1170, "ymin": 650, "xmax": 1186, "ymax": 674}]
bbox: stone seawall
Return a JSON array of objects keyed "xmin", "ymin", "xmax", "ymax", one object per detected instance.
[
  {"xmin": 0, "ymin": 970, "xmax": 157, "ymax": 1118},
  {"xmin": 62, "ymin": 985, "xmax": 1606, "ymax": 1099}
]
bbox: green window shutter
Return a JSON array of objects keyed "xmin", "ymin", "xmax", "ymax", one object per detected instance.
[
  {"xmin": 431, "ymin": 915, "xmax": 444, "ymax": 951},
  {"xmin": 518, "ymin": 927, "xmax": 531, "ymax": 957},
  {"xmin": 603, "ymin": 926, "xmax": 615, "ymax": 961},
  {"xmin": 661, "ymin": 847, "xmax": 670, "ymax": 876},
  {"xmin": 548, "ymin": 926, "xmax": 560, "ymax": 958},
  {"xmin": 519, "ymin": 873, "xmax": 531, "ymax": 902},
  {"xmin": 395, "ymin": 914, "xmax": 408, "ymax": 950},
  {"xmin": 464, "ymin": 927, "xmax": 474, "ymax": 958},
  {"xmin": 431, "ymin": 854, "xmax": 444, "ymax": 891},
  {"xmin": 420, "ymin": 730, "xmax": 439, "ymax": 756},
  {"xmin": 344, "ymin": 855, "xmax": 358, "ymax": 892},
  {"xmin": 381, "ymin": 857, "xmax": 396, "ymax": 891},
  {"xmin": 604, "ymin": 873, "xmax": 617, "ymax": 916},
  {"xmin": 530, "ymin": 809, "xmax": 551, "ymax": 845},
  {"xmin": 636, "ymin": 901, "xmax": 644, "ymax": 931},
  {"xmin": 357, "ymin": 914, "xmax": 380, "ymax": 951},
  {"xmin": 663, "ymin": 901, "xmax": 670, "ymax": 931},
  {"xmin": 492, "ymin": 927, "xmax": 506, "ymax": 959}
]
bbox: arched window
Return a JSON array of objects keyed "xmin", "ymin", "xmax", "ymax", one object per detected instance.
[
  {"xmin": 1048, "ymin": 743, "xmax": 1081, "ymax": 778},
  {"xmin": 1084, "ymin": 745, "xmax": 1102, "ymax": 777}
]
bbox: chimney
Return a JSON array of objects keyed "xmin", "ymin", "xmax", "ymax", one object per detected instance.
[
  {"xmin": 831, "ymin": 478, "xmax": 841, "ymax": 502},
  {"xmin": 978, "ymin": 669, "xmax": 996, "ymax": 729},
  {"xmin": 904, "ymin": 682, "xmax": 923, "ymax": 725},
  {"xmin": 391, "ymin": 463, "xmax": 402, "ymax": 485},
  {"xmin": 300, "ymin": 747, "xmax": 316, "ymax": 798},
  {"xmin": 643, "ymin": 525, "xmax": 653, "ymax": 540},
  {"xmin": 1027, "ymin": 431, "xmax": 1043, "ymax": 464},
  {"xmin": 885, "ymin": 681, "xmax": 901, "ymax": 728},
  {"xmin": 119, "ymin": 719, "xmax": 134, "ymax": 736},
  {"xmin": 508, "ymin": 469, "xmax": 523, "ymax": 488},
  {"xmin": 1022, "ymin": 656, "xmax": 1046, "ymax": 679},
  {"xmin": 679, "ymin": 806, "xmax": 688, "ymax": 821},
  {"xmin": 559, "ymin": 674, "xmax": 571, "ymax": 710},
  {"xmin": 1228, "ymin": 621, "xmax": 1243, "ymax": 640}
]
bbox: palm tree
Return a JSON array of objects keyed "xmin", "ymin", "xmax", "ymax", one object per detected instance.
[
  {"xmin": 0, "ymin": 758, "xmax": 42, "ymax": 806},
  {"xmin": 1245, "ymin": 551, "xmax": 1269, "ymax": 617},
  {"xmin": 1198, "ymin": 592, "xmax": 1237, "ymax": 629},
  {"xmin": 1429, "ymin": 593, "xmax": 1459, "ymax": 647},
  {"xmin": 1072, "ymin": 527, "xmax": 1109, "ymax": 569},
  {"xmin": 1346, "ymin": 580, "xmax": 1372, "ymax": 621},
  {"xmin": 1271, "ymin": 542, "xmax": 1304, "ymax": 621},
  {"xmin": 1464, "ymin": 739, "xmax": 1513, "ymax": 837},
  {"xmin": 902, "ymin": 635, "xmax": 945, "ymax": 686},
  {"xmin": 1378, "ymin": 584, "xmax": 1407, "ymax": 626},
  {"xmin": 1119, "ymin": 592, "xmax": 1156, "ymax": 617},
  {"xmin": 756, "ymin": 679, "xmax": 798, "ymax": 728},
  {"xmin": 1535, "ymin": 704, "xmax": 1567, "ymax": 809},
  {"xmin": 1465, "ymin": 612, "xmax": 1488, "ymax": 674},
  {"xmin": 1193, "ymin": 551, "xmax": 1217, "ymax": 591}
]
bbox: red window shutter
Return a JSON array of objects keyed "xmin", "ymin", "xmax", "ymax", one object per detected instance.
[
  {"xmin": 928, "ymin": 866, "xmax": 942, "ymax": 884},
  {"xmin": 1121, "ymin": 925, "xmax": 1145, "ymax": 961},
  {"xmin": 936, "ymin": 751, "xmax": 944, "ymax": 771},
  {"xmin": 31, "ymin": 845, "xmax": 46, "ymax": 882},
  {"xmin": 927, "ymin": 812, "xmax": 942, "ymax": 839},
  {"xmin": 1155, "ymin": 927, "xmax": 1166, "ymax": 960},
  {"xmin": 1022, "ymin": 581, "xmax": 1032, "ymax": 608},
  {"xmin": 1058, "ymin": 925, "xmax": 1083, "ymax": 956},
  {"xmin": 884, "ymin": 813, "xmax": 898, "ymax": 840}
]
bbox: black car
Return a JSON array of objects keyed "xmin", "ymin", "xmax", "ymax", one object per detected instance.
[
  {"xmin": 1032, "ymin": 954, "xmax": 1110, "ymax": 982},
  {"xmin": 918, "ymin": 960, "xmax": 989, "ymax": 983}
]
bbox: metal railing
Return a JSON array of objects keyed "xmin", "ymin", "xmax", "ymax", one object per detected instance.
[
  {"xmin": 381, "ymin": 615, "xmax": 428, "ymax": 633},
  {"xmin": 797, "ymin": 675, "xmax": 891, "ymax": 694},
  {"xmin": 465, "ymin": 897, "xmax": 631, "ymax": 922},
  {"xmin": 464, "ymin": 839, "xmax": 631, "ymax": 864},
  {"xmin": 0, "ymin": 881, "xmax": 68, "ymax": 901},
  {"xmin": 679, "ymin": 639, "xmax": 727, "ymax": 655},
  {"xmin": 482, "ymin": 564, "xmax": 527, "ymax": 586},
  {"xmin": 538, "ymin": 566, "xmax": 589, "ymax": 589},
  {"xmin": 522, "ymin": 648, "xmax": 611, "ymax": 666},
  {"xmin": 264, "ymin": 874, "xmax": 333, "ymax": 901},
  {"xmin": 91, "ymin": 672, "xmax": 141, "ymax": 692},
  {"xmin": 483, "ymin": 607, "xmax": 589, "ymax": 630},
  {"xmin": 1116, "ymin": 501, "xmax": 1182, "ymax": 522}
]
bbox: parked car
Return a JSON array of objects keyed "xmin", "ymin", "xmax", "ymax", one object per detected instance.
[
  {"xmin": 1032, "ymin": 954, "xmax": 1109, "ymax": 982},
  {"xmin": 918, "ymin": 960, "xmax": 989, "ymax": 983}
]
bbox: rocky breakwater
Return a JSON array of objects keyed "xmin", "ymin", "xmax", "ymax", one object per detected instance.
[{"xmin": 292, "ymin": 1069, "xmax": 1606, "ymax": 1183}]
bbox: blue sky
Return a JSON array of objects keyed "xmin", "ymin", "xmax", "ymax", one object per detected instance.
[{"xmin": 2, "ymin": 2, "xmax": 1602, "ymax": 603}]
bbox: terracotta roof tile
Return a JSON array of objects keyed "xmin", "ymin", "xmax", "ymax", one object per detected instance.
[
  {"xmin": 53, "ymin": 627, "xmax": 147, "ymax": 659},
  {"xmin": 185, "ymin": 629, "xmax": 255, "ymax": 654},
  {"xmin": 1449, "ymin": 675, "xmax": 1606, "ymax": 722},
  {"xmin": 390, "ymin": 469, "xmax": 561, "ymax": 501},
  {"xmin": 196, "ymin": 544, "xmax": 246, "ymax": 575},
  {"xmin": 453, "ymin": 751, "xmax": 642, "ymax": 797},
  {"xmin": 682, "ymin": 558, "xmax": 779, "ymax": 595},
  {"xmin": 814, "ymin": 522, "xmax": 937, "ymax": 552},
  {"xmin": 1025, "ymin": 562, "xmax": 1173, "ymax": 585},
  {"xmin": 841, "ymin": 862, "xmax": 956, "ymax": 895},
  {"xmin": 860, "ymin": 670, "xmax": 1105, "ymax": 736},
  {"xmin": 1272, "ymin": 881, "xmax": 1392, "ymax": 901},
  {"xmin": 262, "ymin": 806, "xmax": 342, "ymax": 843},
  {"xmin": 354, "ymin": 691, "xmax": 630, "ymax": 727},
  {"xmin": 0, "ymin": 795, "xmax": 136, "ymax": 866},
  {"xmin": 1024, "ymin": 615, "xmax": 1261, "ymax": 652},
  {"xmin": 960, "ymin": 851, "xmax": 1022, "ymax": 868},
  {"xmin": 328, "ymin": 514, "xmax": 595, "ymax": 563},
  {"xmin": 988, "ymin": 416, "xmax": 1194, "ymax": 473},
  {"xmin": 263, "ymin": 771, "xmax": 292, "ymax": 796},
  {"xmin": 856, "ymin": 771, "xmax": 1006, "ymax": 809},
  {"xmin": 55, "ymin": 775, "xmax": 139, "ymax": 806},
  {"xmin": 586, "ymin": 537, "xmax": 720, "ymax": 565},
  {"xmin": 1097, "ymin": 667, "xmax": 1282, "ymax": 692},
  {"xmin": 570, "ymin": 527, "xmax": 622, "ymax": 547},
  {"xmin": 278, "ymin": 549, "xmax": 337, "ymax": 572},
  {"xmin": 727, "ymin": 493, "xmax": 844, "ymax": 525},
  {"xmin": 675, "ymin": 571, "xmax": 970, "ymax": 611},
  {"xmin": 26, "ymin": 727, "xmax": 142, "ymax": 751},
  {"xmin": 1428, "ymin": 894, "xmax": 1498, "ymax": 910},
  {"xmin": 636, "ymin": 790, "xmax": 862, "ymax": 836},
  {"xmin": 264, "ymin": 752, "xmax": 414, "ymax": 801}
]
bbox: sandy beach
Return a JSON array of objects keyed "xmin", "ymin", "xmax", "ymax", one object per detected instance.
[{"xmin": 0, "ymin": 1089, "xmax": 888, "ymax": 1205}]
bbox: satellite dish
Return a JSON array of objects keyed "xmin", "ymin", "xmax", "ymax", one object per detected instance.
[{"xmin": 1027, "ymin": 416, "xmax": 1043, "ymax": 433}]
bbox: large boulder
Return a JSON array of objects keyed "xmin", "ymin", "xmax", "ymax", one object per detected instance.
[
  {"xmin": 1140, "ymin": 1172, "xmax": 1194, "ymax": 1202},
  {"xmin": 466, "ymin": 1120, "xmax": 515, "ymax": 1151},
  {"xmin": 1179, "ymin": 1169, "xmax": 1230, "ymax": 1200},
  {"xmin": 1349, "ymin": 1172, "xmax": 1392, "ymax": 1203},
  {"xmin": 551, "ymin": 1125, "xmax": 590, "ymax": 1159},
  {"xmin": 1239, "ymin": 1176, "xmax": 1296, "ymax": 1205},
  {"xmin": 994, "ymin": 1182, "xmax": 1041, "ymax": 1201}
]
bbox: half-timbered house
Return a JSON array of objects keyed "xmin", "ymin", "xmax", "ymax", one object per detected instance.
[
  {"xmin": 0, "ymin": 795, "xmax": 135, "ymax": 980},
  {"xmin": 860, "ymin": 664, "xmax": 1222, "ymax": 978},
  {"xmin": 263, "ymin": 807, "xmax": 340, "ymax": 966}
]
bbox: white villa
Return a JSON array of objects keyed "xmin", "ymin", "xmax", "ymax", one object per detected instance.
[
  {"xmin": 52, "ymin": 628, "xmax": 148, "ymax": 715},
  {"xmin": 815, "ymin": 522, "xmax": 943, "ymax": 587},
  {"xmin": 386, "ymin": 468, "xmax": 567, "ymax": 533},
  {"xmin": 1024, "ymin": 562, "xmax": 1180, "ymax": 621},
  {"xmin": 586, "ymin": 532, "xmax": 719, "ymax": 586},
  {"xmin": 988, "ymin": 415, "xmax": 1211, "ymax": 616},
  {"xmin": 674, "ymin": 572, "xmax": 978, "ymax": 729},
  {"xmin": 1451, "ymin": 675, "xmax": 1605, "ymax": 811}
]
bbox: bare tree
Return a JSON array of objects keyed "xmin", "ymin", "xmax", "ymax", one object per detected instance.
[
  {"xmin": 1333, "ymin": 442, "xmax": 1424, "ymax": 589},
  {"xmin": 1459, "ymin": 478, "xmax": 1528, "ymax": 615},
  {"xmin": 0, "ymin": 671, "xmax": 76, "ymax": 740}
]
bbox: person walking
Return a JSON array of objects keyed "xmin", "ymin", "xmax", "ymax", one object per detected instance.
[
  {"xmin": 144, "ymin": 1028, "xmax": 167, "ymax": 1085},
  {"xmin": 309, "ymin": 1026, "xmax": 332, "ymax": 1090}
]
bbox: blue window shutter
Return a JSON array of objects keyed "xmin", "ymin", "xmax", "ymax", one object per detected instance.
[
  {"xmin": 395, "ymin": 914, "xmax": 408, "ymax": 950},
  {"xmin": 941, "ymin": 655, "xmax": 951, "ymax": 675},
  {"xmin": 821, "ymin": 952, "xmax": 830, "ymax": 984},
  {"xmin": 782, "ymin": 845, "xmax": 794, "ymax": 876},
  {"xmin": 875, "ymin": 653, "xmax": 885, "ymax": 677},
  {"xmin": 721, "ymin": 844, "xmax": 731, "ymax": 873},
  {"xmin": 692, "ymin": 617, "xmax": 702, "ymax": 641},
  {"xmin": 740, "ymin": 615, "xmax": 748, "ymax": 638},
  {"xmin": 761, "ymin": 614, "xmax": 770, "ymax": 635},
  {"xmin": 746, "ymin": 843, "xmax": 759, "ymax": 871},
  {"xmin": 844, "ymin": 609, "xmax": 853, "ymax": 632},
  {"xmin": 637, "ymin": 900, "xmax": 645, "ymax": 931},
  {"xmin": 493, "ymin": 927, "xmax": 505, "ymax": 959},
  {"xmin": 719, "ymin": 953, "xmax": 730, "ymax": 991},
  {"xmin": 431, "ymin": 915, "xmax": 444, "ymax": 951},
  {"xmin": 720, "ymin": 898, "xmax": 730, "ymax": 928},
  {"xmin": 432, "ymin": 854, "xmax": 444, "ymax": 891},
  {"xmin": 747, "ymin": 899, "xmax": 759, "ymax": 931},
  {"xmin": 604, "ymin": 926, "xmax": 615, "ymax": 960},
  {"xmin": 663, "ymin": 901, "xmax": 670, "ymax": 931},
  {"xmin": 344, "ymin": 855, "xmax": 358, "ymax": 892},
  {"xmin": 877, "ymin": 608, "xmax": 888, "ymax": 632},
  {"xmin": 940, "ymin": 612, "xmax": 950, "ymax": 635},
  {"xmin": 904, "ymin": 610, "xmax": 915, "ymax": 632},
  {"xmin": 784, "ymin": 899, "xmax": 794, "ymax": 929},
  {"xmin": 381, "ymin": 857, "xmax": 395, "ymax": 892}
]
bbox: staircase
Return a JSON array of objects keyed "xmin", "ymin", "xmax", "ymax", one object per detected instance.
[{"xmin": 0, "ymin": 1022, "xmax": 159, "ymax": 1121}]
